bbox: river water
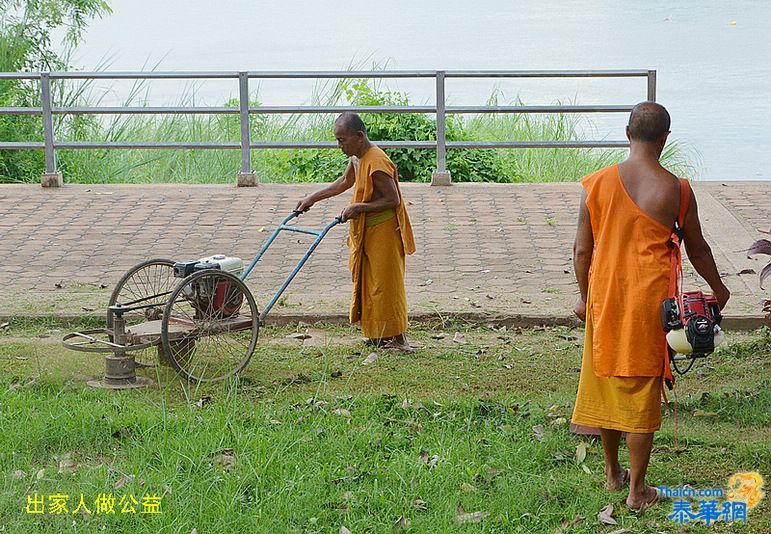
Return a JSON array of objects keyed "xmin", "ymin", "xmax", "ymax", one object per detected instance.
[{"xmin": 62, "ymin": 0, "xmax": 771, "ymax": 181}]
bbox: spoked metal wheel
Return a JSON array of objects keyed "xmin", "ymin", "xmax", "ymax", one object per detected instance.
[
  {"xmin": 108, "ymin": 259, "xmax": 176, "ymax": 368},
  {"xmin": 161, "ymin": 270, "xmax": 259, "ymax": 383}
]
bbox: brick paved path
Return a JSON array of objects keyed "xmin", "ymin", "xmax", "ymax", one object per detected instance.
[{"xmin": 0, "ymin": 182, "xmax": 768, "ymax": 326}]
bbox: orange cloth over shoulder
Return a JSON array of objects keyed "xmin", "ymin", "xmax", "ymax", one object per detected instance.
[{"xmin": 583, "ymin": 164, "xmax": 689, "ymax": 377}]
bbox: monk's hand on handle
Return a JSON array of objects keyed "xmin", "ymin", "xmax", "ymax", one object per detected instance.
[
  {"xmin": 573, "ymin": 297, "xmax": 586, "ymax": 322},
  {"xmin": 295, "ymin": 198, "xmax": 313, "ymax": 214},
  {"xmin": 340, "ymin": 204, "xmax": 361, "ymax": 223}
]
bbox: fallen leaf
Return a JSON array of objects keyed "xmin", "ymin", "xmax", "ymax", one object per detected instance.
[
  {"xmin": 58, "ymin": 458, "xmax": 77, "ymax": 474},
  {"xmin": 195, "ymin": 395, "xmax": 212, "ymax": 408},
  {"xmin": 737, "ymin": 268, "xmax": 756, "ymax": 275},
  {"xmin": 0, "ymin": 322, "xmax": 9, "ymax": 330},
  {"xmin": 456, "ymin": 507, "xmax": 490, "ymax": 524},
  {"xmin": 461, "ymin": 482, "xmax": 477, "ymax": 493},
  {"xmin": 575, "ymin": 442, "xmax": 588, "ymax": 464},
  {"xmin": 581, "ymin": 464, "xmax": 592, "ymax": 474},
  {"xmin": 114, "ymin": 474, "xmax": 135, "ymax": 489},
  {"xmin": 333, "ymin": 408, "xmax": 351, "ymax": 419},
  {"xmin": 532, "ymin": 425, "xmax": 545, "ymax": 442},
  {"xmin": 213, "ymin": 448, "xmax": 236, "ymax": 469},
  {"xmin": 598, "ymin": 503, "xmax": 617, "ymax": 525},
  {"xmin": 452, "ymin": 332, "xmax": 467, "ymax": 344},
  {"xmin": 550, "ymin": 417, "xmax": 567, "ymax": 426},
  {"xmin": 269, "ymin": 419, "xmax": 282, "ymax": 425},
  {"xmin": 411, "ymin": 498, "xmax": 427, "ymax": 511},
  {"xmin": 287, "ymin": 332, "xmax": 311, "ymax": 340},
  {"xmin": 693, "ymin": 410, "xmax": 718, "ymax": 417},
  {"xmin": 11, "ymin": 469, "xmax": 26, "ymax": 480},
  {"xmin": 36, "ymin": 468, "xmax": 45, "ymax": 480},
  {"xmin": 430, "ymin": 333, "xmax": 446, "ymax": 340},
  {"xmin": 393, "ymin": 515, "xmax": 411, "ymax": 533},
  {"xmin": 362, "ymin": 352, "xmax": 378, "ymax": 365},
  {"xmin": 340, "ymin": 526, "xmax": 352, "ymax": 534}
]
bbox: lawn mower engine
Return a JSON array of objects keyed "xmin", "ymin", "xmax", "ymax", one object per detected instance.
[
  {"xmin": 173, "ymin": 255, "xmax": 244, "ymax": 318},
  {"xmin": 661, "ymin": 290, "xmax": 724, "ymax": 356}
]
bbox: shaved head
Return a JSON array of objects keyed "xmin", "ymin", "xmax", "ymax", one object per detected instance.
[
  {"xmin": 627, "ymin": 102, "xmax": 670, "ymax": 142},
  {"xmin": 335, "ymin": 111, "xmax": 367, "ymax": 135}
]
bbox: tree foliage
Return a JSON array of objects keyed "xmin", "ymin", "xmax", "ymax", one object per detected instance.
[{"xmin": 0, "ymin": 0, "xmax": 111, "ymax": 182}]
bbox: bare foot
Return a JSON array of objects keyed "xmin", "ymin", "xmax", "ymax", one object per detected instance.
[
  {"xmin": 381, "ymin": 339, "xmax": 415, "ymax": 353},
  {"xmin": 606, "ymin": 468, "xmax": 629, "ymax": 491},
  {"xmin": 626, "ymin": 485, "xmax": 660, "ymax": 510}
]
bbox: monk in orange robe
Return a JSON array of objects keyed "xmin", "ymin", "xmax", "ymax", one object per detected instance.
[
  {"xmin": 571, "ymin": 102, "xmax": 730, "ymax": 509},
  {"xmin": 296, "ymin": 112, "xmax": 416, "ymax": 351}
]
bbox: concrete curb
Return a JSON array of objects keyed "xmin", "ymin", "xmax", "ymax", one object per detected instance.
[{"xmin": 0, "ymin": 312, "xmax": 766, "ymax": 331}]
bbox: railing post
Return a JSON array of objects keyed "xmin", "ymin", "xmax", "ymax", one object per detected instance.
[
  {"xmin": 647, "ymin": 70, "xmax": 657, "ymax": 102},
  {"xmin": 431, "ymin": 70, "xmax": 451, "ymax": 186},
  {"xmin": 236, "ymin": 71, "xmax": 256, "ymax": 187},
  {"xmin": 40, "ymin": 73, "xmax": 62, "ymax": 187}
]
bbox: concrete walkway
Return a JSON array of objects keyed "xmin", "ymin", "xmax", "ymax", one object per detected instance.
[{"xmin": 0, "ymin": 182, "xmax": 768, "ymax": 328}]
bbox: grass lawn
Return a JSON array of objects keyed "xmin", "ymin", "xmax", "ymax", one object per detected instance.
[{"xmin": 1, "ymin": 320, "xmax": 768, "ymax": 533}]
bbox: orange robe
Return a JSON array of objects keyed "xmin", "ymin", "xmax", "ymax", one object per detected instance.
[
  {"xmin": 571, "ymin": 164, "xmax": 676, "ymax": 433},
  {"xmin": 347, "ymin": 147, "xmax": 416, "ymax": 338}
]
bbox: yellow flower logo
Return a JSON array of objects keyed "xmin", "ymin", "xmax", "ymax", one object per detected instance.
[{"xmin": 727, "ymin": 472, "xmax": 765, "ymax": 510}]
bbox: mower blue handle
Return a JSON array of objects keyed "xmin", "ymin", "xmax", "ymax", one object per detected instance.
[{"xmin": 241, "ymin": 212, "xmax": 341, "ymax": 320}]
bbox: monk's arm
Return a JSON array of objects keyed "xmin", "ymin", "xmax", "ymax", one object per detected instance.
[
  {"xmin": 573, "ymin": 189, "xmax": 593, "ymax": 302},
  {"xmin": 681, "ymin": 190, "xmax": 731, "ymax": 309},
  {"xmin": 340, "ymin": 171, "xmax": 399, "ymax": 222},
  {"xmin": 296, "ymin": 160, "xmax": 356, "ymax": 212}
]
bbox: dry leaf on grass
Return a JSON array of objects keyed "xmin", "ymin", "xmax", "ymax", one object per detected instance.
[
  {"xmin": 532, "ymin": 425, "xmax": 545, "ymax": 442},
  {"xmin": 393, "ymin": 515, "xmax": 411, "ymax": 533},
  {"xmin": 58, "ymin": 458, "xmax": 77, "ymax": 474},
  {"xmin": 455, "ymin": 506, "xmax": 490, "ymax": 524},
  {"xmin": 598, "ymin": 503, "xmax": 617, "ymax": 525},
  {"xmin": 452, "ymin": 332, "xmax": 467, "ymax": 344},
  {"xmin": 363, "ymin": 352, "xmax": 378, "ymax": 365},
  {"xmin": 340, "ymin": 526, "xmax": 352, "ymax": 534},
  {"xmin": 114, "ymin": 474, "xmax": 135, "ymax": 489},
  {"xmin": 333, "ymin": 408, "xmax": 352, "ymax": 420},
  {"xmin": 287, "ymin": 332, "xmax": 311, "ymax": 340},
  {"xmin": 213, "ymin": 449, "xmax": 236, "ymax": 469},
  {"xmin": 575, "ymin": 442, "xmax": 588, "ymax": 464},
  {"xmin": 411, "ymin": 499, "xmax": 427, "ymax": 511}
]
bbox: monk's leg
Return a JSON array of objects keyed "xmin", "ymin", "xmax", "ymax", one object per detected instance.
[
  {"xmin": 625, "ymin": 432, "xmax": 658, "ymax": 508},
  {"xmin": 600, "ymin": 429, "xmax": 628, "ymax": 491}
]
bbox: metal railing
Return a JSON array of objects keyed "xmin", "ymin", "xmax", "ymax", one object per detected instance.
[{"xmin": 0, "ymin": 69, "xmax": 656, "ymax": 186}]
